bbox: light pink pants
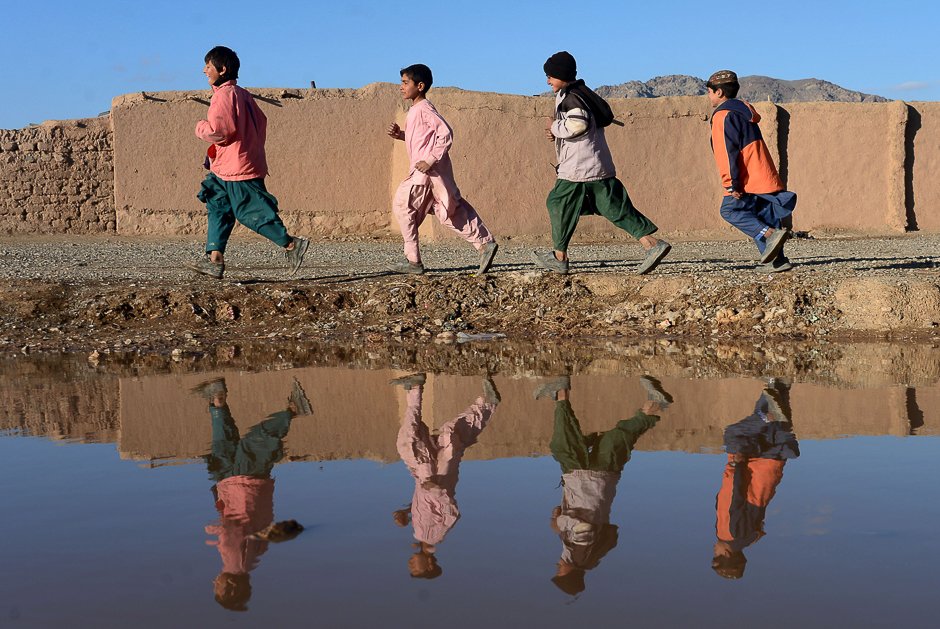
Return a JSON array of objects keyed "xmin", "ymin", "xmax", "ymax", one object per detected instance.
[{"xmin": 392, "ymin": 172, "xmax": 493, "ymax": 264}]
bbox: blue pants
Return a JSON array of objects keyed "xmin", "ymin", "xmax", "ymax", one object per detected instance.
[{"xmin": 719, "ymin": 191, "xmax": 797, "ymax": 254}]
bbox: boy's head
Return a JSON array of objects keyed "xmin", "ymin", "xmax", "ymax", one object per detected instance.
[
  {"xmin": 551, "ymin": 561, "xmax": 586, "ymax": 595},
  {"xmin": 706, "ymin": 69, "xmax": 740, "ymax": 106},
  {"xmin": 544, "ymin": 51, "xmax": 577, "ymax": 93},
  {"xmin": 204, "ymin": 46, "xmax": 240, "ymax": 86},
  {"xmin": 213, "ymin": 572, "xmax": 251, "ymax": 611},
  {"xmin": 408, "ymin": 550, "xmax": 442, "ymax": 579},
  {"xmin": 712, "ymin": 541, "xmax": 747, "ymax": 579},
  {"xmin": 400, "ymin": 64, "xmax": 433, "ymax": 99}
]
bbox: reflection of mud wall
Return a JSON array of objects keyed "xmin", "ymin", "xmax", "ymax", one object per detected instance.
[
  {"xmin": 0, "ymin": 118, "xmax": 114, "ymax": 234},
  {"xmin": 117, "ymin": 370, "xmax": 936, "ymax": 464},
  {"xmin": 0, "ymin": 366, "xmax": 119, "ymax": 441},
  {"xmin": 9, "ymin": 87, "xmax": 939, "ymax": 237}
]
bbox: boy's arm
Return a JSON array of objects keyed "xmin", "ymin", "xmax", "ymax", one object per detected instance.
[
  {"xmin": 551, "ymin": 94, "xmax": 590, "ymax": 139},
  {"xmin": 712, "ymin": 111, "xmax": 743, "ymax": 192},
  {"xmin": 421, "ymin": 110, "xmax": 453, "ymax": 169},
  {"xmin": 195, "ymin": 90, "xmax": 238, "ymax": 145}
]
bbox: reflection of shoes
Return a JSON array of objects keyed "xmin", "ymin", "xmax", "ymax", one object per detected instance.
[
  {"xmin": 639, "ymin": 375, "xmax": 673, "ymax": 409},
  {"xmin": 477, "ymin": 241, "xmax": 499, "ymax": 276},
  {"xmin": 190, "ymin": 377, "xmax": 227, "ymax": 400},
  {"xmin": 389, "ymin": 372, "xmax": 426, "ymax": 390},
  {"xmin": 761, "ymin": 383, "xmax": 792, "ymax": 423},
  {"xmin": 285, "ymin": 237, "xmax": 310, "ymax": 277},
  {"xmin": 530, "ymin": 250, "xmax": 569, "ymax": 274},
  {"xmin": 289, "ymin": 378, "xmax": 313, "ymax": 416},
  {"xmin": 187, "ymin": 255, "xmax": 224, "ymax": 279},
  {"xmin": 482, "ymin": 377, "xmax": 501, "ymax": 404},
  {"xmin": 533, "ymin": 376, "xmax": 571, "ymax": 400},
  {"xmin": 250, "ymin": 520, "xmax": 304, "ymax": 543},
  {"xmin": 758, "ymin": 255, "xmax": 793, "ymax": 273},
  {"xmin": 387, "ymin": 259, "xmax": 426, "ymax": 275},
  {"xmin": 760, "ymin": 228, "xmax": 790, "ymax": 263},
  {"xmin": 636, "ymin": 241, "xmax": 671, "ymax": 275}
]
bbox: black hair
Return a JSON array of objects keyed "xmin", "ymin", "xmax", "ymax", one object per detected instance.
[
  {"xmin": 707, "ymin": 81, "xmax": 740, "ymax": 99},
  {"xmin": 205, "ymin": 46, "xmax": 240, "ymax": 82},
  {"xmin": 400, "ymin": 64, "xmax": 433, "ymax": 93}
]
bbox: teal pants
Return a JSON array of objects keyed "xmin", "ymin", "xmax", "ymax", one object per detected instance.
[
  {"xmin": 550, "ymin": 400, "xmax": 659, "ymax": 474},
  {"xmin": 547, "ymin": 177, "xmax": 658, "ymax": 252},
  {"xmin": 206, "ymin": 406, "xmax": 293, "ymax": 482},
  {"xmin": 197, "ymin": 173, "xmax": 292, "ymax": 254}
]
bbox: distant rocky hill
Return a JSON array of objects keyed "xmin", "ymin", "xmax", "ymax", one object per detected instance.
[{"xmin": 593, "ymin": 75, "xmax": 888, "ymax": 103}]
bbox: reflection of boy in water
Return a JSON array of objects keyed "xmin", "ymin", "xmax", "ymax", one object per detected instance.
[
  {"xmin": 194, "ymin": 377, "xmax": 311, "ymax": 611},
  {"xmin": 391, "ymin": 373, "xmax": 500, "ymax": 579},
  {"xmin": 541, "ymin": 375, "xmax": 672, "ymax": 596},
  {"xmin": 712, "ymin": 379, "xmax": 799, "ymax": 580}
]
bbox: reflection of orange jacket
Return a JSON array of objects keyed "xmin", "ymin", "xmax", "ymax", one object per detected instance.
[
  {"xmin": 205, "ymin": 476, "xmax": 274, "ymax": 574},
  {"xmin": 710, "ymin": 99, "xmax": 784, "ymax": 196},
  {"xmin": 715, "ymin": 456, "xmax": 785, "ymax": 550}
]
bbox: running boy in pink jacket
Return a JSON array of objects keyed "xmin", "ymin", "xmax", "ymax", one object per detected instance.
[
  {"xmin": 189, "ymin": 46, "xmax": 308, "ymax": 280},
  {"xmin": 385, "ymin": 64, "xmax": 498, "ymax": 275}
]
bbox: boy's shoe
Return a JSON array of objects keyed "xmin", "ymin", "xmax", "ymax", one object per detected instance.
[
  {"xmin": 289, "ymin": 378, "xmax": 313, "ymax": 416},
  {"xmin": 190, "ymin": 377, "xmax": 227, "ymax": 400},
  {"xmin": 636, "ymin": 241, "xmax": 671, "ymax": 275},
  {"xmin": 639, "ymin": 375, "xmax": 673, "ymax": 410},
  {"xmin": 759, "ymin": 228, "xmax": 790, "ymax": 264},
  {"xmin": 482, "ymin": 376, "xmax": 501, "ymax": 405},
  {"xmin": 759, "ymin": 255, "xmax": 794, "ymax": 274},
  {"xmin": 387, "ymin": 259, "xmax": 426, "ymax": 275},
  {"xmin": 188, "ymin": 255, "xmax": 224, "ymax": 279},
  {"xmin": 389, "ymin": 372, "xmax": 427, "ymax": 390},
  {"xmin": 250, "ymin": 519, "xmax": 304, "ymax": 543},
  {"xmin": 477, "ymin": 241, "xmax": 499, "ymax": 276},
  {"xmin": 530, "ymin": 250, "xmax": 569, "ymax": 274},
  {"xmin": 533, "ymin": 376, "xmax": 571, "ymax": 400},
  {"xmin": 285, "ymin": 237, "xmax": 310, "ymax": 276}
]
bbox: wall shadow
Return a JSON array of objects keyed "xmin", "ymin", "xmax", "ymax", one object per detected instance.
[
  {"xmin": 905, "ymin": 104, "xmax": 922, "ymax": 231},
  {"xmin": 777, "ymin": 105, "xmax": 792, "ymax": 230}
]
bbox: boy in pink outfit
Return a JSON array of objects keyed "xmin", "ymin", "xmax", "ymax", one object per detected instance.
[
  {"xmin": 385, "ymin": 64, "xmax": 498, "ymax": 276},
  {"xmin": 189, "ymin": 46, "xmax": 308, "ymax": 280},
  {"xmin": 390, "ymin": 373, "xmax": 500, "ymax": 578}
]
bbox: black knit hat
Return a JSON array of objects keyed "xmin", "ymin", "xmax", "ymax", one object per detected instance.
[{"xmin": 544, "ymin": 51, "xmax": 577, "ymax": 82}]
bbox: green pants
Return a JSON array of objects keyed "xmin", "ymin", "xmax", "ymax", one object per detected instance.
[
  {"xmin": 197, "ymin": 173, "xmax": 292, "ymax": 254},
  {"xmin": 550, "ymin": 400, "xmax": 659, "ymax": 474},
  {"xmin": 546, "ymin": 178, "xmax": 658, "ymax": 252},
  {"xmin": 206, "ymin": 406, "xmax": 293, "ymax": 482}
]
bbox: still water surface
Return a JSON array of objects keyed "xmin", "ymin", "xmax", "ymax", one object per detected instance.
[{"xmin": 1, "ymin": 350, "xmax": 938, "ymax": 628}]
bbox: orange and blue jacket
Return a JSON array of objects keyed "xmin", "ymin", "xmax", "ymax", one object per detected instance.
[{"xmin": 710, "ymin": 99, "xmax": 783, "ymax": 196}]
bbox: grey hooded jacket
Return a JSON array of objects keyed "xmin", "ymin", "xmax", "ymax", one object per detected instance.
[{"xmin": 552, "ymin": 87, "xmax": 617, "ymax": 182}]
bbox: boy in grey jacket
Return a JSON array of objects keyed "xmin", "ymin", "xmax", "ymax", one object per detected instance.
[{"xmin": 533, "ymin": 51, "xmax": 670, "ymax": 275}]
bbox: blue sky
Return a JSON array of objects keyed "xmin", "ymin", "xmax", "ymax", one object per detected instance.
[{"xmin": 2, "ymin": 0, "xmax": 936, "ymax": 129}]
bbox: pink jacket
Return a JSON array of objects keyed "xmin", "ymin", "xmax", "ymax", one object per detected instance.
[
  {"xmin": 404, "ymin": 99, "xmax": 455, "ymax": 187},
  {"xmin": 195, "ymin": 80, "xmax": 268, "ymax": 181},
  {"xmin": 205, "ymin": 476, "xmax": 274, "ymax": 574}
]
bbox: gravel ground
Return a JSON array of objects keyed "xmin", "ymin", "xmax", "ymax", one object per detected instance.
[{"xmin": 2, "ymin": 233, "xmax": 940, "ymax": 355}]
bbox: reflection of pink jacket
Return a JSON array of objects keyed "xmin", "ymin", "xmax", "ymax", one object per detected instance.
[
  {"xmin": 205, "ymin": 476, "xmax": 274, "ymax": 574},
  {"xmin": 396, "ymin": 388, "xmax": 495, "ymax": 546},
  {"xmin": 195, "ymin": 80, "xmax": 268, "ymax": 181}
]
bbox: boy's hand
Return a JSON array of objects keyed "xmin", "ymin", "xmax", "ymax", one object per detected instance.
[
  {"xmin": 414, "ymin": 160, "xmax": 431, "ymax": 173},
  {"xmin": 730, "ymin": 190, "xmax": 743, "ymax": 199},
  {"xmin": 544, "ymin": 117, "xmax": 555, "ymax": 141},
  {"xmin": 386, "ymin": 122, "xmax": 404, "ymax": 139}
]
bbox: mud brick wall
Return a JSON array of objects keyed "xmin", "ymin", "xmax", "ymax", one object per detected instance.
[{"xmin": 0, "ymin": 117, "xmax": 114, "ymax": 234}]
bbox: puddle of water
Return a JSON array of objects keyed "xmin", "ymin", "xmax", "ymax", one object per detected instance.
[{"xmin": 1, "ymin": 344, "xmax": 939, "ymax": 627}]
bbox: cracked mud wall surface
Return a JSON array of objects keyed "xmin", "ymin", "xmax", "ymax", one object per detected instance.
[{"xmin": 107, "ymin": 84, "xmax": 921, "ymax": 240}]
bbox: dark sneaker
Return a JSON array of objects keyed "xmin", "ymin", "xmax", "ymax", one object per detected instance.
[
  {"xmin": 289, "ymin": 378, "xmax": 313, "ymax": 416},
  {"xmin": 533, "ymin": 376, "xmax": 571, "ymax": 400},
  {"xmin": 387, "ymin": 259, "xmax": 426, "ymax": 275},
  {"xmin": 530, "ymin": 250, "xmax": 569, "ymax": 274},
  {"xmin": 759, "ymin": 255, "xmax": 793, "ymax": 274},
  {"xmin": 477, "ymin": 241, "xmax": 499, "ymax": 276},
  {"xmin": 639, "ymin": 375, "xmax": 673, "ymax": 410},
  {"xmin": 285, "ymin": 237, "xmax": 309, "ymax": 276},
  {"xmin": 760, "ymin": 228, "xmax": 790, "ymax": 263},
  {"xmin": 190, "ymin": 377, "xmax": 227, "ymax": 401},
  {"xmin": 188, "ymin": 255, "xmax": 224, "ymax": 279},
  {"xmin": 636, "ymin": 241, "xmax": 671, "ymax": 275},
  {"xmin": 389, "ymin": 372, "xmax": 427, "ymax": 390},
  {"xmin": 250, "ymin": 519, "xmax": 304, "ymax": 543},
  {"xmin": 482, "ymin": 377, "xmax": 501, "ymax": 405}
]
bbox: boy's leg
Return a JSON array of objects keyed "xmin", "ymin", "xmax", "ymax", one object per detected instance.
[
  {"xmin": 428, "ymin": 178, "xmax": 494, "ymax": 249},
  {"xmin": 207, "ymin": 404, "xmax": 240, "ymax": 482},
  {"xmin": 592, "ymin": 411, "xmax": 660, "ymax": 473},
  {"xmin": 198, "ymin": 173, "xmax": 237, "ymax": 262},
  {"xmin": 233, "ymin": 410, "xmax": 293, "ymax": 478},
  {"xmin": 392, "ymin": 182, "xmax": 434, "ymax": 264},
  {"xmin": 590, "ymin": 178, "xmax": 671, "ymax": 274},
  {"xmin": 719, "ymin": 195, "xmax": 777, "ymax": 254},
  {"xmin": 549, "ymin": 399, "xmax": 590, "ymax": 474},
  {"xmin": 227, "ymin": 179, "xmax": 293, "ymax": 248},
  {"xmin": 546, "ymin": 180, "xmax": 588, "ymax": 257}
]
